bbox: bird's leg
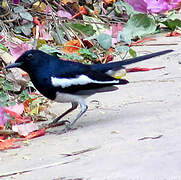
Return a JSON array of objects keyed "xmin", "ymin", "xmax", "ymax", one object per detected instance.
[
  {"xmin": 49, "ymin": 102, "xmax": 78, "ymax": 125},
  {"xmin": 63, "ymin": 103, "xmax": 88, "ymax": 132}
]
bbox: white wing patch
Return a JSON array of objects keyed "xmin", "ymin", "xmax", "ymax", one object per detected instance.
[{"xmin": 51, "ymin": 75, "xmax": 119, "ymax": 88}]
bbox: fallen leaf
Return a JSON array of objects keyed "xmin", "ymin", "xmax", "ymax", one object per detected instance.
[
  {"xmin": 24, "ymin": 128, "xmax": 46, "ymax": 139},
  {"xmin": 126, "ymin": 66, "xmax": 165, "ymax": 72},
  {"xmin": 62, "ymin": 39, "xmax": 82, "ymax": 53},
  {"xmin": 165, "ymin": 31, "xmax": 181, "ymax": 37},
  {"xmin": 0, "ymin": 106, "xmax": 8, "ymax": 126},
  {"xmin": 130, "ymin": 37, "xmax": 156, "ymax": 46},
  {"xmin": 112, "ymin": 23, "xmax": 123, "ymax": 38},
  {"xmin": 0, "ymin": 138, "xmax": 20, "ymax": 151},
  {"xmin": 6, "ymin": 69, "xmax": 29, "ymax": 91},
  {"xmin": 0, "ymin": 49, "xmax": 16, "ymax": 64},
  {"xmin": 0, "ymin": 136, "xmax": 5, "ymax": 140},
  {"xmin": 4, "ymin": 108, "xmax": 30, "ymax": 125},
  {"xmin": 12, "ymin": 122, "xmax": 39, "ymax": 136},
  {"xmin": 5, "ymin": 103, "xmax": 24, "ymax": 115},
  {"xmin": 62, "ymin": 0, "xmax": 78, "ymax": 5},
  {"xmin": 33, "ymin": 1, "xmax": 47, "ymax": 12},
  {"xmin": 6, "ymin": 42, "xmax": 32, "ymax": 59},
  {"xmin": 57, "ymin": 10, "xmax": 72, "ymax": 19}
]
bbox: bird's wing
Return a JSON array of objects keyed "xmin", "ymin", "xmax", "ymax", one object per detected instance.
[{"xmin": 50, "ymin": 62, "xmax": 128, "ymax": 94}]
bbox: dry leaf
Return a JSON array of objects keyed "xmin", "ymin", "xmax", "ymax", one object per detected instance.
[
  {"xmin": 0, "ymin": 49, "xmax": 16, "ymax": 64},
  {"xmin": 62, "ymin": 39, "xmax": 82, "ymax": 53},
  {"xmin": 12, "ymin": 122, "xmax": 39, "ymax": 136}
]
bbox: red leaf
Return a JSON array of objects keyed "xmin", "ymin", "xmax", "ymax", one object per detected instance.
[
  {"xmin": 0, "ymin": 136, "xmax": 5, "ymax": 140},
  {"xmin": 165, "ymin": 31, "xmax": 181, "ymax": 37},
  {"xmin": 126, "ymin": 66, "xmax": 165, "ymax": 72},
  {"xmin": 33, "ymin": 17, "xmax": 40, "ymax": 26},
  {"xmin": 130, "ymin": 37, "xmax": 156, "ymax": 46},
  {"xmin": 4, "ymin": 108, "xmax": 32, "ymax": 125},
  {"xmin": 24, "ymin": 128, "xmax": 46, "ymax": 140},
  {"xmin": 0, "ymin": 138, "xmax": 20, "ymax": 151}
]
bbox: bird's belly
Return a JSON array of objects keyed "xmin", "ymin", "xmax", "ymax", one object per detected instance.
[{"xmin": 54, "ymin": 92, "xmax": 87, "ymax": 104}]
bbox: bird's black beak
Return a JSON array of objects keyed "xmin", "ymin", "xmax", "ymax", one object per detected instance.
[{"xmin": 5, "ymin": 62, "xmax": 23, "ymax": 69}]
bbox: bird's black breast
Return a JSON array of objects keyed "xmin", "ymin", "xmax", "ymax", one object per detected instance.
[
  {"xmin": 29, "ymin": 69, "xmax": 57, "ymax": 100},
  {"xmin": 27, "ymin": 59, "xmax": 91, "ymax": 100}
]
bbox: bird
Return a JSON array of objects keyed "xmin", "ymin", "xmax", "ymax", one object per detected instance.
[{"xmin": 5, "ymin": 49, "xmax": 173, "ymax": 132}]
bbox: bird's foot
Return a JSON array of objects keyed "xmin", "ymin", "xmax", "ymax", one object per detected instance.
[
  {"xmin": 48, "ymin": 119, "xmax": 70, "ymax": 126},
  {"xmin": 58, "ymin": 123, "xmax": 75, "ymax": 134}
]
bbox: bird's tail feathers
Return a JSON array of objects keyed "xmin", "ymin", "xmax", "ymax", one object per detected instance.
[{"xmin": 91, "ymin": 50, "xmax": 173, "ymax": 73}]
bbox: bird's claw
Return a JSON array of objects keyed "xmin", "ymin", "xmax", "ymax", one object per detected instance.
[
  {"xmin": 58, "ymin": 124, "xmax": 73, "ymax": 134},
  {"xmin": 48, "ymin": 120, "xmax": 70, "ymax": 126}
]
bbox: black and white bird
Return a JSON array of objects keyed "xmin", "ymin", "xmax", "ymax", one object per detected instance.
[{"xmin": 5, "ymin": 49, "xmax": 173, "ymax": 132}]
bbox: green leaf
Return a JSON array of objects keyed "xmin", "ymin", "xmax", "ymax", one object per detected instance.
[
  {"xmin": 78, "ymin": 49, "xmax": 97, "ymax": 60},
  {"xmin": 3, "ymin": 81, "xmax": 14, "ymax": 91},
  {"xmin": 83, "ymin": 15, "xmax": 107, "ymax": 34},
  {"xmin": 70, "ymin": 23, "xmax": 96, "ymax": 36},
  {"xmin": 19, "ymin": 11, "xmax": 33, "ymax": 21},
  {"xmin": 97, "ymin": 33, "xmax": 112, "ymax": 50},
  {"xmin": 0, "ymin": 44, "xmax": 8, "ymax": 52},
  {"xmin": 7, "ymin": 101, "xmax": 16, "ymax": 106},
  {"xmin": 161, "ymin": 19, "xmax": 181, "ymax": 31},
  {"xmin": 14, "ymin": 6, "xmax": 25, "ymax": 13},
  {"xmin": 116, "ymin": 1, "xmax": 137, "ymax": 16},
  {"xmin": 120, "ymin": 13, "xmax": 157, "ymax": 39},
  {"xmin": 20, "ymin": 22, "xmax": 34, "ymax": 36},
  {"xmin": 58, "ymin": 53, "xmax": 83, "ymax": 61},
  {"xmin": 129, "ymin": 48, "xmax": 137, "ymax": 58},
  {"xmin": 22, "ymin": 0, "xmax": 34, "ymax": 4},
  {"xmin": 39, "ymin": 44, "xmax": 61, "ymax": 55},
  {"xmin": 51, "ymin": 28, "xmax": 67, "ymax": 45},
  {"xmin": 19, "ymin": 90, "xmax": 30, "ymax": 101},
  {"xmin": 115, "ymin": 45, "xmax": 130, "ymax": 52},
  {"xmin": 0, "ymin": 92, "xmax": 9, "ymax": 102},
  {"xmin": 117, "ymin": 31, "xmax": 132, "ymax": 44}
]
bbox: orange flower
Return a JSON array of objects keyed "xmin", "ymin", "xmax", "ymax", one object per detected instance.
[{"xmin": 62, "ymin": 39, "xmax": 82, "ymax": 53}]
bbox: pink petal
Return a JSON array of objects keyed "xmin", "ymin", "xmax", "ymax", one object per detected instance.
[
  {"xmin": 6, "ymin": 42, "xmax": 32, "ymax": 58},
  {"xmin": 5, "ymin": 103, "xmax": 24, "ymax": 115},
  {"xmin": 0, "ymin": 106, "xmax": 8, "ymax": 126},
  {"xmin": 57, "ymin": 10, "xmax": 72, "ymax": 19},
  {"xmin": 125, "ymin": 0, "xmax": 148, "ymax": 13},
  {"xmin": 112, "ymin": 23, "xmax": 123, "ymax": 38},
  {"xmin": 12, "ymin": 122, "xmax": 39, "ymax": 136}
]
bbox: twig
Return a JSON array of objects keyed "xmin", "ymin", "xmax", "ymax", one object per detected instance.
[
  {"xmin": 0, "ymin": 130, "xmax": 18, "ymax": 135},
  {"xmin": 138, "ymin": 135, "xmax": 163, "ymax": 141},
  {"xmin": 33, "ymin": 25, "xmax": 39, "ymax": 49},
  {"xmin": 68, "ymin": 26, "xmax": 86, "ymax": 48},
  {"xmin": 0, "ymin": 158, "xmax": 80, "ymax": 178},
  {"xmin": 40, "ymin": 120, "xmax": 69, "ymax": 129},
  {"xmin": 136, "ymin": 43, "xmax": 178, "ymax": 46},
  {"xmin": 60, "ymin": 146, "xmax": 100, "ymax": 157}
]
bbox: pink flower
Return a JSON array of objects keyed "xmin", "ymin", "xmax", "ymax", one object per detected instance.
[
  {"xmin": 125, "ymin": 0, "xmax": 181, "ymax": 14},
  {"xmin": 12, "ymin": 0, "xmax": 20, "ymax": 4},
  {"xmin": 125, "ymin": 0, "xmax": 148, "ymax": 13},
  {"xmin": 0, "ymin": 106, "xmax": 8, "ymax": 126}
]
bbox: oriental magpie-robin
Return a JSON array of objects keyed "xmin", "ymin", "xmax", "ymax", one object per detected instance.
[{"xmin": 5, "ymin": 49, "xmax": 173, "ymax": 132}]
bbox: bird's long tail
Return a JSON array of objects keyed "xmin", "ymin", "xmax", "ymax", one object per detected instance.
[{"xmin": 91, "ymin": 50, "xmax": 173, "ymax": 73}]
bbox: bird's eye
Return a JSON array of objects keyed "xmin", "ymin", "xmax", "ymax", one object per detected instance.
[{"xmin": 26, "ymin": 53, "xmax": 33, "ymax": 60}]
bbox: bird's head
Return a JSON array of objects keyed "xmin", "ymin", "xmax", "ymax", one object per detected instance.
[{"xmin": 5, "ymin": 50, "xmax": 48, "ymax": 73}]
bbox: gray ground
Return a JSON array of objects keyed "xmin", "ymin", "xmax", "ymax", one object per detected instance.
[{"xmin": 1, "ymin": 34, "xmax": 181, "ymax": 180}]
